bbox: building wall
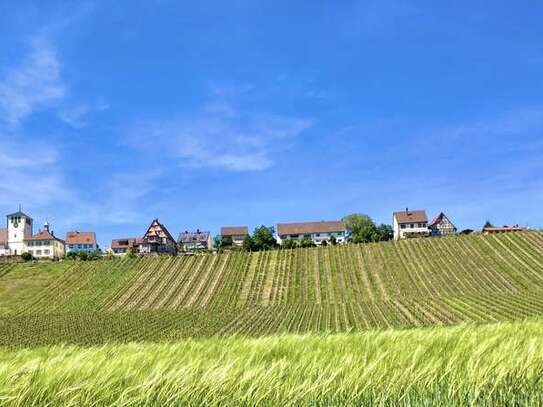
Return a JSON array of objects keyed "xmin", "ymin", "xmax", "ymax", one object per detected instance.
[
  {"xmin": 277, "ymin": 231, "xmax": 345, "ymax": 245},
  {"xmin": 393, "ymin": 217, "xmax": 429, "ymax": 240},
  {"xmin": 429, "ymin": 218, "xmax": 456, "ymax": 236},
  {"xmin": 7, "ymin": 215, "xmax": 32, "ymax": 256},
  {"xmin": 66, "ymin": 243, "xmax": 98, "ymax": 253},
  {"xmin": 26, "ymin": 240, "xmax": 65, "ymax": 259}
]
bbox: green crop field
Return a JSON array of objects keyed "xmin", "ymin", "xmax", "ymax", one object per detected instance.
[{"xmin": 1, "ymin": 231, "xmax": 543, "ymax": 405}]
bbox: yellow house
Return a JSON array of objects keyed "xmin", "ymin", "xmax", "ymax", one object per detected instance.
[{"xmin": 24, "ymin": 222, "xmax": 65, "ymax": 260}]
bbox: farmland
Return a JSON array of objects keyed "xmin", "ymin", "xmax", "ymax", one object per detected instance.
[
  {"xmin": 1, "ymin": 231, "xmax": 543, "ymax": 405},
  {"xmin": 0, "ymin": 231, "xmax": 542, "ymax": 346}
]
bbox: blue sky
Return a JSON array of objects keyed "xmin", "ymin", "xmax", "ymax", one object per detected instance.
[{"xmin": 1, "ymin": 1, "xmax": 542, "ymax": 248}]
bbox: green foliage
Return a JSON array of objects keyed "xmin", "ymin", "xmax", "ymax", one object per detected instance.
[
  {"xmin": 343, "ymin": 213, "xmax": 392, "ymax": 243},
  {"xmin": 213, "ymin": 235, "xmax": 224, "ymax": 252},
  {"xmin": 484, "ymin": 220, "xmax": 495, "ymax": 229},
  {"xmin": 281, "ymin": 239, "xmax": 298, "ymax": 249},
  {"xmin": 242, "ymin": 235, "xmax": 254, "ymax": 252},
  {"xmin": 125, "ymin": 248, "xmax": 135, "ymax": 259},
  {"xmin": 299, "ymin": 238, "xmax": 315, "ymax": 248},
  {"xmin": 329, "ymin": 235, "xmax": 337, "ymax": 245},
  {"xmin": 20, "ymin": 252, "xmax": 32, "ymax": 262},
  {"xmin": 251, "ymin": 225, "xmax": 277, "ymax": 251}
]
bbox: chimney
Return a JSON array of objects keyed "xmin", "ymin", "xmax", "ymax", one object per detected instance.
[{"xmin": 405, "ymin": 207, "xmax": 409, "ymax": 214}]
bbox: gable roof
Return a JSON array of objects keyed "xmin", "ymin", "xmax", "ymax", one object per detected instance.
[
  {"xmin": 393, "ymin": 210, "xmax": 428, "ymax": 224},
  {"xmin": 277, "ymin": 221, "xmax": 344, "ymax": 236},
  {"xmin": 111, "ymin": 237, "xmax": 141, "ymax": 249},
  {"xmin": 178, "ymin": 230, "xmax": 211, "ymax": 243},
  {"xmin": 25, "ymin": 230, "xmax": 64, "ymax": 243},
  {"xmin": 428, "ymin": 212, "xmax": 456, "ymax": 229},
  {"xmin": 143, "ymin": 219, "xmax": 176, "ymax": 243},
  {"xmin": 65, "ymin": 231, "xmax": 97, "ymax": 245},
  {"xmin": 221, "ymin": 226, "xmax": 249, "ymax": 237}
]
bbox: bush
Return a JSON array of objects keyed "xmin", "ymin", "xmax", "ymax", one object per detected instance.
[
  {"xmin": 282, "ymin": 239, "xmax": 298, "ymax": 249},
  {"xmin": 21, "ymin": 252, "xmax": 33, "ymax": 262}
]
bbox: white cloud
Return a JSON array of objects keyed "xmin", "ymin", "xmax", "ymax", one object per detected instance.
[
  {"xmin": 58, "ymin": 104, "xmax": 90, "ymax": 128},
  {"xmin": 129, "ymin": 94, "xmax": 312, "ymax": 172},
  {"xmin": 0, "ymin": 37, "xmax": 65, "ymax": 128}
]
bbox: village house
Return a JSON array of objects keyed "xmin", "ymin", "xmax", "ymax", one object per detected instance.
[
  {"xmin": 65, "ymin": 231, "xmax": 98, "ymax": 254},
  {"xmin": 393, "ymin": 209, "xmax": 429, "ymax": 240},
  {"xmin": 0, "ymin": 209, "xmax": 34, "ymax": 256},
  {"xmin": 138, "ymin": 219, "xmax": 177, "ymax": 255},
  {"xmin": 276, "ymin": 221, "xmax": 346, "ymax": 246},
  {"xmin": 220, "ymin": 226, "xmax": 249, "ymax": 247},
  {"xmin": 110, "ymin": 238, "xmax": 141, "ymax": 256},
  {"xmin": 25, "ymin": 222, "xmax": 65, "ymax": 260},
  {"xmin": 428, "ymin": 212, "xmax": 457, "ymax": 237},
  {"xmin": 178, "ymin": 229, "xmax": 212, "ymax": 253}
]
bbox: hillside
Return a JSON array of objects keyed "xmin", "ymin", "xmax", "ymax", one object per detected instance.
[{"xmin": 1, "ymin": 231, "xmax": 543, "ymax": 346}]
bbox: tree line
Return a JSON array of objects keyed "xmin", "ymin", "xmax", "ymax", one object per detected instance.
[{"xmin": 215, "ymin": 213, "xmax": 393, "ymax": 252}]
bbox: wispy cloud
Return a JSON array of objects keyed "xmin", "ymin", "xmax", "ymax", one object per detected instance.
[
  {"xmin": 128, "ymin": 88, "xmax": 313, "ymax": 172},
  {"xmin": 0, "ymin": 37, "xmax": 65, "ymax": 128}
]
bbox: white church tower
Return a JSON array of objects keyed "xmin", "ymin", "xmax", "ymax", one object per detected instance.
[{"xmin": 6, "ymin": 207, "xmax": 33, "ymax": 256}]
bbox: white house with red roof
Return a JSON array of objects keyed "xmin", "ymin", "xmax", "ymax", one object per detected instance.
[
  {"xmin": 24, "ymin": 221, "xmax": 65, "ymax": 259},
  {"xmin": 393, "ymin": 209, "xmax": 429, "ymax": 240}
]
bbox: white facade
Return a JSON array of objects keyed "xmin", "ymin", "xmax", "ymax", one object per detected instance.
[
  {"xmin": 393, "ymin": 215, "xmax": 429, "ymax": 240},
  {"xmin": 276, "ymin": 231, "xmax": 345, "ymax": 246},
  {"xmin": 2, "ymin": 212, "xmax": 33, "ymax": 256}
]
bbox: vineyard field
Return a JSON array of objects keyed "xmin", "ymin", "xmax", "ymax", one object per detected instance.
[{"xmin": 1, "ymin": 232, "xmax": 543, "ymax": 346}]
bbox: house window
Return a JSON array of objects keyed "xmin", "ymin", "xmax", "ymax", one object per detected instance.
[
  {"xmin": 304, "ymin": 234, "xmax": 311, "ymax": 239},
  {"xmin": 410, "ymin": 224, "xmax": 415, "ymax": 228},
  {"xmin": 36, "ymin": 250, "xmax": 42, "ymax": 255},
  {"xmin": 44, "ymin": 249, "xmax": 50, "ymax": 255},
  {"xmin": 400, "ymin": 224, "xmax": 406, "ymax": 229}
]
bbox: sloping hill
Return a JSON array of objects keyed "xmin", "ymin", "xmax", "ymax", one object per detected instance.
[{"xmin": 1, "ymin": 232, "xmax": 543, "ymax": 346}]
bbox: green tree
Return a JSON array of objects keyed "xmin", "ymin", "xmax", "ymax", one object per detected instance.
[
  {"xmin": 21, "ymin": 252, "xmax": 33, "ymax": 262},
  {"xmin": 213, "ymin": 235, "xmax": 224, "ymax": 252},
  {"xmin": 330, "ymin": 235, "xmax": 337, "ymax": 246},
  {"xmin": 242, "ymin": 235, "xmax": 255, "ymax": 252},
  {"xmin": 252, "ymin": 226, "xmax": 277, "ymax": 251},
  {"xmin": 375, "ymin": 224, "xmax": 393, "ymax": 242},
  {"xmin": 343, "ymin": 214, "xmax": 378, "ymax": 243},
  {"xmin": 483, "ymin": 220, "xmax": 495, "ymax": 229}
]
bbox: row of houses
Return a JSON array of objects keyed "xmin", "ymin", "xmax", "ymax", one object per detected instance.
[
  {"xmin": 0, "ymin": 210, "xmax": 98, "ymax": 260},
  {"xmin": 0, "ymin": 207, "xmax": 529, "ymax": 259}
]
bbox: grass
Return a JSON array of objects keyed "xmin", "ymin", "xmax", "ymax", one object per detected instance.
[{"xmin": 0, "ymin": 320, "xmax": 542, "ymax": 406}]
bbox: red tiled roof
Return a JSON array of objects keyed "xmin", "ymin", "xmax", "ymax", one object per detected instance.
[
  {"xmin": 25, "ymin": 230, "xmax": 64, "ymax": 243},
  {"xmin": 393, "ymin": 210, "xmax": 428, "ymax": 224},
  {"xmin": 277, "ymin": 221, "xmax": 344, "ymax": 236},
  {"xmin": 65, "ymin": 231, "xmax": 96, "ymax": 245},
  {"xmin": 221, "ymin": 226, "xmax": 249, "ymax": 236}
]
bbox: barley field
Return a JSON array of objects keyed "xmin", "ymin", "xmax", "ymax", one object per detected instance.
[{"xmin": 1, "ymin": 320, "xmax": 542, "ymax": 406}]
